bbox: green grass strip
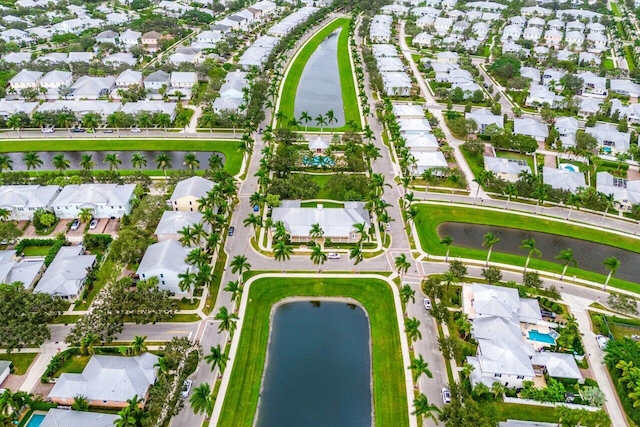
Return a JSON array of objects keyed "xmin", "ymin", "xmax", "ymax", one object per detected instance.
[
  {"xmin": 414, "ymin": 204, "xmax": 640, "ymax": 293},
  {"xmin": 0, "ymin": 139, "xmax": 243, "ymax": 175},
  {"xmin": 219, "ymin": 277, "xmax": 408, "ymax": 427},
  {"xmin": 279, "ymin": 18, "xmax": 361, "ymax": 131}
]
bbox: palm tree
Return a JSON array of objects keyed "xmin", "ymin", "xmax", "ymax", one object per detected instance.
[
  {"xmin": 482, "ymin": 232, "xmax": 500, "ymax": 266},
  {"xmin": 395, "ymin": 254, "xmax": 411, "ymax": 279},
  {"xmin": 520, "ymin": 238, "xmax": 541, "ymax": 273},
  {"xmin": 405, "ymin": 317, "xmax": 422, "ymax": 348},
  {"xmin": 600, "ymin": 193, "xmax": 615, "ymax": 225},
  {"xmin": 243, "ymin": 213, "xmax": 262, "ymax": 236},
  {"xmin": 300, "ymin": 111, "xmax": 312, "ymax": 132},
  {"xmin": 23, "ymin": 152, "xmax": 43, "ymax": 175},
  {"xmin": 155, "ymin": 154, "xmax": 172, "ymax": 177},
  {"xmin": 131, "ymin": 153, "xmax": 147, "ymax": 170},
  {"xmin": 224, "ymin": 280, "xmax": 243, "ymax": 303},
  {"xmin": 349, "ymin": 246, "xmax": 363, "ymax": 265},
  {"xmin": 104, "ymin": 153, "xmax": 122, "ymax": 171},
  {"xmin": 214, "ymin": 306, "xmax": 238, "ymax": 334},
  {"xmin": 230, "ymin": 255, "xmax": 251, "ymax": 283},
  {"xmin": 80, "ymin": 333, "xmax": 100, "ymax": 355},
  {"xmin": 412, "ymin": 394, "xmax": 441, "ymax": 421},
  {"xmin": 178, "ymin": 270, "xmax": 197, "ymax": 303},
  {"xmin": 205, "ymin": 344, "xmax": 230, "ymax": 378},
  {"xmin": 52, "ymin": 154, "xmax": 71, "ymax": 173},
  {"xmin": 310, "ymin": 244, "xmax": 327, "ymax": 269},
  {"xmin": 555, "ymin": 248, "xmax": 577, "ymax": 280},
  {"xmin": 408, "ymin": 355, "xmax": 433, "ymax": 383},
  {"xmin": 71, "ymin": 395, "xmax": 89, "ymax": 411},
  {"xmin": 602, "ymin": 256, "xmax": 621, "ymax": 290},
  {"xmin": 421, "ymin": 169, "xmax": 435, "ymax": 194},
  {"xmin": 326, "ymin": 109, "xmax": 336, "ymax": 132},
  {"xmin": 189, "ymin": 383, "xmax": 215, "ymax": 417},
  {"xmin": 78, "ymin": 208, "xmax": 93, "ymax": 223},
  {"xmin": 80, "ymin": 154, "xmax": 95, "ymax": 171},
  {"xmin": 309, "ymin": 223, "xmax": 324, "ymax": 243},
  {"xmin": 440, "ymin": 236, "xmax": 453, "ymax": 261},
  {"xmin": 0, "ymin": 209, "xmax": 9, "ymax": 222},
  {"xmin": 400, "ymin": 284, "xmax": 415, "ymax": 306},
  {"xmin": 315, "ymin": 114, "xmax": 327, "ymax": 134},
  {"xmin": 131, "ymin": 335, "xmax": 147, "ymax": 356},
  {"xmin": 184, "ymin": 153, "xmax": 200, "ymax": 170},
  {"xmin": 504, "ymin": 183, "xmax": 518, "ymax": 209},
  {"xmin": 153, "ymin": 357, "xmax": 168, "ymax": 374},
  {"xmin": 208, "ymin": 154, "xmax": 223, "ymax": 171},
  {"xmin": 115, "ymin": 407, "xmax": 137, "ymax": 427},
  {"xmin": 273, "ymin": 240, "xmax": 293, "ymax": 271},
  {"xmin": 0, "ymin": 156, "xmax": 13, "ymax": 173},
  {"xmin": 178, "ymin": 226, "xmax": 196, "ymax": 246}
]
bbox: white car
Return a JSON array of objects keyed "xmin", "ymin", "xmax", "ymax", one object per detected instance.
[
  {"xmin": 181, "ymin": 379, "xmax": 192, "ymax": 398},
  {"xmin": 596, "ymin": 335, "xmax": 609, "ymax": 350},
  {"xmin": 131, "ymin": 127, "xmax": 141, "ymax": 133},
  {"xmin": 328, "ymin": 253, "xmax": 340, "ymax": 259},
  {"xmin": 385, "ymin": 223, "xmax": 391, "ymax": 231},
  {"xmin": 70, "ymin": 219, "xmax": 81, "ymax": 231},
  {"xmin": 89, "ymin": 219, "xmax": 98, "ymax": 230},
  {"xmin": 423, "ymin": 298, "xmax": 432, "ymax": 310},
  {"xmin": 41, "ymin": 127, "xmax": 54, "ymax": 133},
  {"xmin": 442, "ymin": 387, "xmax": 452, "ymax": 404}
]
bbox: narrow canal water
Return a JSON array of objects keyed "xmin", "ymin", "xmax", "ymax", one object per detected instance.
[
  {"xmin": 438, "ymin": 223, "xmax": 640, "ymax": 283},
  {"xmin": 256, "ymin": 301, "xmax": 372, "ymax": 427},
  {"xmin": 294, "ymin": 29, "xmax": 346, "ymax": 128}
]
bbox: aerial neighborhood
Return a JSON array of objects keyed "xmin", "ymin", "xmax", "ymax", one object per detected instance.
[{"xmin": 0, "ymin": 0, "xmax": 640, "ymax": 425}]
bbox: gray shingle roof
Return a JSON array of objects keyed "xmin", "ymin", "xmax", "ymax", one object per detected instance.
[{"xmin": 34, "ymin": 246, "xmax": 96, "ymax": 298}]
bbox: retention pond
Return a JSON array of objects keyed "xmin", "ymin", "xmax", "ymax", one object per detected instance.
[{"xmin": 256, "ymin": 300, "xmax": 372, "ymax": 427}]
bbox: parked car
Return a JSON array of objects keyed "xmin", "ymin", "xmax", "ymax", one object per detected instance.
[
  {"xmin": 228, "ymin": 226, "xmax": 235, "ymax": 236},
  {"xmin": 596, "ymin": 335, "xmax": 609, "ymax": 350},
  {"xmin": 70, "ymin": 219, "xmax": 81, "ymax": 231},
  {"xmin": 442, "ymin": 388, "xmax": 452, "ymax": 404},
  {"xmin": 253, "ymin": 205, "xmax": 260, "ymax": 212},
  {"xmin": 70, "ymin": 128, "xmax": 85, "ymax": 133},
  {"xmin": 41, "ymin": 127, "xmax": 54, "ymax": 133},
  {"xmin": 131, "ymin": 127, "xmax": 141, "ymax": 133},
  {"xmin": 181, "ymin": 379, "xmax": 192, "ymax": 398},
  {"xmin": 328, "ymin": 253, "xmax": 340, "ymax": 259},
  {"xmin": 423, "ymin": 297, "xmax": 432, "ymax": 310},
  {"xmin": 385, "ymin": 223, "xmax": 391, "ymax": 231},
  {"xmin": 103, "ymin": 129, "xmax": 114, "ymax": 133},
  {"xmin": 540, "ymin": 310, "xmax": 556, "ymax": 319},
  {"xmin": 86, "ymin": 128, "xmax": 94, "ymax": 133},
  {"xmin": 89, "ymin": 219, "xmax": 98, "ymax": 230}
]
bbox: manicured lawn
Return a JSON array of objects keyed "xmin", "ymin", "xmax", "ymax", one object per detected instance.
[
  {"xmin": 55, "ymin": 354, "xmax": 91, "ymax": 377},
  {"xmin": 20, "ymin": 246, "xmax": 53, "ymax": 256},
  {"xmin": 414, "ymin": 204, "xmax": 640, "ymax": 292},
  {"xmin": 603, "ymin": 59, "xmax": 615, "ymax": 70},
  {"xmin": 300, "ymin": 201, "xmax": 344, "ymax": 208},
  {"xmin": 0, "ymin": 139, "xmax": 243, "ymax": 175},
  {"xmin": 0, "ymin": 352, "xmax": 38, "ymax": 375},
  {"xmin": 50, "ymin": 314, "xmax": 82, "ymax": 324},
  {"xmin": 219, "ymin": 277, "xmax": 408, "ymax": 427},
  {"xmin": 624, "ymin": 46, "xmax": 636, "ymax": 71},
  {"xmin": 494, "ymin": 402, "xmax": 559, "ymax": 423},
  {"xmin": 611, "ymin": 1, "xmax": 622, "ymax": 16},
  {"xmin": 163, "ymin": 313, "xmax": 202, "ymax": 322},
  {"xmin": 279, "ymin": 18, "xmax": 361, "ymax": 131}
]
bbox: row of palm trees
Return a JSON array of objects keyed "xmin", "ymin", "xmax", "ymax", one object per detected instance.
[
  {"xmin": 6, "ymin": 111, "xmax": 175, "ymax": 133},
  {"xmin": 275, "ymin": 109, "xmax": 342, "ymax": 134}
]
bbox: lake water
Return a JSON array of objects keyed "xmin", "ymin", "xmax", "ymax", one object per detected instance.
[
  {"xmin": 294, "ymin": 29, "xmax": 346, "ymax": 128},
  {"xmin": 437, "ymin": 223, "xmax": 640, "ymax": 283},
  {"xmin": 256, "ymin": 301, "xmax": 372, "ymax": 427},
  {"xmin": 3, "ymin": 151, "xmax": 224, "ymax": 171}
]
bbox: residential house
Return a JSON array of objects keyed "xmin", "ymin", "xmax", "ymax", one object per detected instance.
[
  {"xmin": 542, "ymin": 69, "xmax": 566, "ymax": 86},
  {"xmin": 154, "ymin": 211, "xmax": 209, "ymax": 242},
  {"xmin": 434, "ymin": 17, "xmax": 453, "ymax": 34},
  {"xmin": 530, "ymin": 352, "xmax": 583, "ymax": 381},
  {"xmin": 143, "ymin": 71, "xmax": 171, "ymax": 92},
  {"xmin": 0, "ymin": 361, "xmax": 10, "ymax": 385},
  {"xmin": 554, "ymin": 116, "xmax": 579, "ymax": 138},
  {"xmin": 48, "ymin": 353, "xmax": 159, "ymax": 407},
  {"xmin": 9, "ymin": 70, "xmax": 42, "ymax": 92},
  {"xmin": 0, "ymin": 249, "xmax": 45, "ymax": 289},
  {"xmin": 0, "ymin": 100, "xmax": 39, "ymax": 119},
  {"xmin": 548, "ymin": 19, "xmax": 564, "ymax": 31},
  {"xmin": 141, "ymin": 31, "xmax": 162, "ymax": 52},
  {"xmin": 271, "ymin": 201, "xmax": 370, "ymax": 243},
  {"xmin": 564, "ymin": 31, "xmax": 585, "ymax": 48},
  {"xmin": 484, "ymin": 156, "xmax": 531, "ymax": 181},
  {"xmin": 578, "ymin": 96, "xmax": 603, "ymax": 117},
  {"xmin": 120, "ymin": 101, "xmax": 177, "ymax": 121},
  {"xmin": 40, "ymin": 409, "xmax": 119, "ymax": 427},
  {"xmin": 596, "ymin": 172, "xmax": 640, "ymax": 211},
  {"xmin": 0, "ymin": 185, "xmax": 60, "ymax": 220},
  {"xmin": 392, "ymin": 103, "xmax": 424, "ymax": 119},
  {"xmin": 34, "ymin": 246, "xmax": 96, "ymax": 299},
  {"xmin": 501, "ymin": 24, "xmax": 522, "ymax": 41},
  {"xmin": 523, "ymin": 26, "xmax": 542, "ymax": 41},
  {"xmin": 543, "ymin": 167, "xmax": 586, "ymax": 192},
  {"xmin": 467, "ymin": 108, "xmax": 503, "ymax": 131},
  {"xmin": 566, "ymin": 20, "xmax": 585, "ymax": 32},
  {"xmin": 544, "ymin": 29, "xmax": 563, "ymax": 47},
  {"xmin": 610, "ymin": 79, "xmax": 640, "ymax": 98},
  {"xmin": 372, "ymin": 44, "xmax": 398, "ymax": 58},
  {"xmin": 586, "ymin": 123, "xmax": 630, "ymax": 153},
  {"xmin": 0, "ymin": 29, "xmax": 33, "ymax": 44},
  {"xmin": 520, "ymin": 67, "xmax": 541, "ymax": 83},
  {"xmin": 68, "ymin": 76, "xmax": 116, "ymax": 100},
  {"xmin": 169, "ymin": 176, "xmax": 215, "ymax": 211},
  {"xmin": 382, "ymin": 72, "xmax": 412, "ymax": 96},
  {"xmin": 586, "ymin": 32, "xmax": 607, "ymax": 50},
  {"xmin": 403, "ymin": 133, "xmax": 439, "ymax": 151},
  {"xmin": 514, "ymin": 118, "xmax": 549, "ymax": 141},
  {"xmin": 2, "ymin": 52, "xmax": 31, "ymax": 64},
  {"xmin": 509, "ymin": 16, "xmax": 527, "ymax": 27},
  {"xmin": 51, "ymin": 183, "xmax": 136, "ymax": 219},
  {"xmin": 171, "ymin": 72, "xmax": 198, "ymax": 89},
  {"xmin": 611, "ymin": 99, "xmax": 640, "ymax": 123},
  {"xmin": 399, "ymin": 118, "xmax": 431, "ymax": 135},
  {"xmin": 412, "ymin": 32, "xmax": 433, "ymax": 47},
  {"xmin": 410, "ymin": 151, "xmax": 448, "ymax": 175},
  {"xmin": 527, "ymin": 17, "xmax": 545, "ymax": 27},
  {"xmin": 169, "ymin": 47, "xmax": 202, "ymax": 65},
  {"xmin": 525, "ymin": 85, "xmax": 564, "ymax": 109},
  {"xmin": 196, "ymin": 30, "xmax": 222, "ymax": 44},
  {"xmin": 579, "ymin": 52, "xmax": 601, "ymax": 66},
  {"xmin": 37, "ymin": 100, "xmax": 121, "ymax": 119},
  {"xmin": 136, "ymin": 240, "xmax": 197, "ymax": 296},
  {"xmin": 103, "ymin": 52, "xmax": 137, "ymax": 67},
  {"xmin": 578, "ymin": 71, "xmax": 606, "ymax": 97},
  {"xmin": 39, "ymin": 71, "xmax": 73, "ymax": 99},
  {"xmin": 436, "ymin": 51, "xmax": 459, "ymax": 63},
  {"xmin": 115, "ymin": 69, "xmax": 143, "ymax": 88}
]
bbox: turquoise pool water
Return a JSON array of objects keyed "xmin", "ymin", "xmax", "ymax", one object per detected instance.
[
  {"xmin": 303, "ymin": 155, "xmax": 335, "ymax": 167},
  {"xmin": 528, "ymin": 330, "xmax": 555, "ymax": 344},
  {"xmin": 26, "ymin": 414, "xmax": 45, "ymax": 427},
  {"xmin": 559, "ymin": 163, "xmax": 577, "ymax": 172}
]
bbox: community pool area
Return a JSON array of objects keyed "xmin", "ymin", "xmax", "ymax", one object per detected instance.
[
  {"xmin": 303, "ymin": 155, "xmax": 335, "ymax": 167},
  {"xmin": 25, "ymin": 413, "xmax": 45, "ymax": 427},
  {"xmin": 528, "ymin": 330, "xmax": 556, "ymax": 344},
  {"xmin": 559, "ymin": 163, "xmax": 578, "ymax": 172},
  {"xmin": 602, "ymin": 146, "xmax": 612, "ymax": 154}
]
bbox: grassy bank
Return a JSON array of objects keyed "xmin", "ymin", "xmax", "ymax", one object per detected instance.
[
  {"xmin": 218, "ymin": 276, "xmax": 408, "ymax": 427},
  {"xmin": 414, "ymin": 204, "xmax": 640, "ymax": 292},
  {"xmin": 278, "ymin": 18, "xmax": 361, "ymax": 131},
  {"xmin": 0, "ymin": 139, "xmax": 243, "ymax": 175}
]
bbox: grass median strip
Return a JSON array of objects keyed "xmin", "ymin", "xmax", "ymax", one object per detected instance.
[
  {"xmin": 414, "ymin": 204, "xmax": 640, "ymax": 292},
  {"xmin": 218, "ymin": 276, "xmax": 408, "ymax": 427}
]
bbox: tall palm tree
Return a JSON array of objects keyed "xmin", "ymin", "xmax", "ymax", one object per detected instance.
[
  {"xmin": 131, "ymin": 335, "xmax": 147, "ymax": 356},
  {"xmin": 78, "ymin": 208, "xmax": 93, "ymax": 223},
  {"xmin": 440, "ymin": 236, "xmax": 453, "ymax": 261},
  {"xmin": 80, "ymin": 154, "xmax": 95, "ymax": 171},
  {"xmin": 482, "ymin": 232, "xmax": 500, "ymax": 266},
  {"xmin": 230, "ymin": 255, "xmax": 251, "ymax": 283},
  {"xmin": 153, "ymin": 357, "xmax": 168, "ymax": 374},
  {"xmin": 0, "ymin": 156, "xmax": 13, "ymax": 172},
  {"xmin": 309, "ymin": 223, "xmax": 324, "ymax": 243},
  {"xmin": 243, "ymin": 213, "xmax": 262, "ymax": 237},
  {"xmin": 178, "ymin": 270, "xmax": 197, "ymax": 303},
  {"xmin": 131, "ymin": 153, "xmax": 147, "ymax": 170},
  {"xmin": 300, "ymin": 111, "xmax": 312, "ymax": 132},
  {"xmin": 412, "ymin": 394, "xmax": 441, "ymax": 421},
  {"xmin": 224, "ymin": 280, "xmax": 243, "ymax": 303},
  {"xmin": 520, "ymin": 238, "xmax": 541, "ymax": 273},
  {"xmin": 602, "ymin": 256, "xmax": 621, "ymax": 290},
  {"xmin": 310, "ymin": 244, "xmax": 327, "ymax": 269},
  {"xmin": 504, "ymin": 183, "xmax": 518, "ymax": 209},
  {"xmin": 80, "ymin": 333, "xmax": 100, "ymax": 355},
  {"xmin": 555, "ymin": 248, "xmax": 577, "ymax": 280},
  {"xmin": 400, "ymin": 285, "xmax": 415, "ymax": 306},
  {"xmin": 404, "ymin": 317, "xmax": 422, "ymax": 348},
  {"xmin": 115, "ymin": 407, "xmax": 137, "ymax": 427},
  {"xmin": 184, "ymin": 153, "xmax": 200, "ymax": 170},
  {"xmin": 189, "ymin": 383, "xmax": 215, "ymax": 418},
  {"xmin": 315, "ymin": 114, "xmax": 327, "ymax": 134},
  {"xmin": 600, "ymin": 193, "xmax": 615, "ymax": 225},
  {"xmin": 104, "ymin": 153, "xmax": 122, "ymax": 171},
  {"xmin": 326, "ymin": 109, "xmax": 336, "ymax": 132},
  {"xmin": 205, "ymin": 344, "xmax": 230, "ymax": 374},
  {"xmin": 565, "ymin": 193, "xmax": 582, "ymax": 220},
  {"xmin": 421, "ymin": 169, "xmax": 435, "ymax": 194},
  {"xmin": 214, "ymin": 306, "xmax": 238, "ymax": 333},
  {"xmin": 155, "ymin": 154, "xmax": 172, "ymax": 177},
  {"xmin": 408, "ymin": 355, "xmax": 433, "ymax": 383},
  {"xmin": 273, "ymin": 240, "xmax": 293, "ymax": 271},
  {"xmin": 349, "ymin": 246, "xmax": 363, "ymax": 265},
  {"xmin": 395, "ymin": 254, "xmax": 411, "ymax": 279},
  {"xmin": 52, "ymin": 154, "xmax": 71, "ymax": 173},
  {"xmin": 208, "ymin": 154, "xmax": 223, "ymax": 171},
  {"xmin": 23, "ymin": 152, "xmax": 43, "ymax": 175}
]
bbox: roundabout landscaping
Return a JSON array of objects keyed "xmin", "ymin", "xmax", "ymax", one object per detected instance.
[{"xmin": 216, "ymin": 276, "xmax": 409, "ymax": 427}]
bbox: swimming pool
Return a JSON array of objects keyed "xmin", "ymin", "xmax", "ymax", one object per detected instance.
[
  {"xmin": 528, "ymin": 330, "xmax": 556, "ymax": 344},
  {"xmin": 25, "ymin": 413, "xmax": 45, "ymax": 427},
  {"xmin": 303, "ymin": 155, "xmax": 335, "ymax": 167},
  {"xmin": 558, "ymin": 163, "xmax": 577, "ymax": 172},
  {"xmin": 602, "ymin": 146, "xmax": 612, "ymax": 154}
]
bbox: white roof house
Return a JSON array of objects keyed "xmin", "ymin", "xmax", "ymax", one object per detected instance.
[
  {"xmin": 0, "ymin": 249, "xmax": 44, "ymax": 289},
  {"xmin": 530, "ymin": 352, "xmax": 582, "ymax": 380},
  {"xmin": 403, "ymin": 133, "xmax": 439, "ymax": 151},
  {"xmin": 543, "ymin": 167, "xmax": 586, "ymax": 192},
  {"xmin": 467, "ymin": 108, "xmax": 503, "ymax": 131},
  {"xmin": 399, "ymin": 118, "xmax": 431, "ymax": 135},
  {"xmin": 154, "ymin": 211, "xmax": 210, "ymax": 241},
  {"xmin": 514, "ymin": 118, "xmax": 549, "ymax": 141},
  {"xmin": 597, "ymin": 172, "xmax": 640, "ymax": 211},
  {"xmin": 271, "ymin": 200, "xmax": 370, "ymax": 242},
  {"xmin": 0, "ymin": 185, "xmax": 60, "ymax": 220},
  {"xmin": 9, "ymin": 70, "xmax": 42, "ymax": 90},
  {"xmin": 410, "ymin": 150, "xmax": 448, "ymax": 175},
  {"xmin": 41, "ymin": 409, "xmax": 119, "ymax": 427},
  {"xmin": 578, "ymin": 96, "xmax": 603, "ymax": 117},
  {"xmin": 471, "ymin": 316, "xmax": 522, "ymax": 343},
  {"xmin": 52, "ymin": 183, "xmax": 136, "ymax": 219},
  {"xmin": 484, "ymin": 156, "xmax": 531, "ymax": 182},
  {"xmin": 169, "ymin": 47, "xmax": 202, "ymax": 65},
  {"xmin": 382, "ymin": 72, "xmax": 412, "ymax": 96},
  {"xmin": 103, "ymin": 52, "xmax": 137, "ymax": 66},
  {"xmin": 610, "ymin": 79, "xmax": 640, "ymax": 98},
  {"xmin": 579, "ymin": 71, "xmax": 607, "ymax": 98},
  {"xmin": 169, "ymin": 176, "xmax": 215, "ymax": 212},
  {"xmin": 144, "ymin": 71, "xmax": 171, "ymax": 91},
  {"xmin": 137, "ymin": 240, "xmax": 197, "ymax": 296},
  {"xmin": 0, "ymin": 100, "xmax": 39, "ymax": 119},
  {"xmin": 119, "ymin": 29, "xmax": 141, "ymax": 48},
  {"xmin": 2, "ymin": 52, "xmax": 31, "ymax": 64},
  {"xmin": 96, "ymin": 30, "xmax": 119, "ymax": 45},
  {"xmin": 49, "ymin": 353, "xmax": 158, "ymax": 407},
  {"xmin": 554, "ymin": 116, "xmax": 579, "ymax": 137},
  {"xmin": 520, "ymin": 67, "xmax": 541, "ymax": 83},
  {"xmin": 36, "ymin": 100, "xmax": 121, "ymax": 118},
  {"xmin": 120, "ymin": 101, "xmax": 177, "ymax": 121},
  {"xmin": 371, "ymin": 44, "xmax": 398, "ymax": 58},
  {"xmin": 115, "ymin": 69, "xmax": 143, "ymax": 88},
  {"xmin": 468, "ymin": 339, "xmax": 535, "ymax": 388},
  {"xmin": 34, "ymin": 246, "xmax": 96, "ymax": 299},
  {"xmin": 586, "ymin": 123, "xmax": 630, "ymax": 152},
  {"xmin": 525, "ymin": 85, "xmax": 564, "ymax": 109},
  {"xmin": 392, "ymin": 103, "xmax": 424, "ymax": 119}
]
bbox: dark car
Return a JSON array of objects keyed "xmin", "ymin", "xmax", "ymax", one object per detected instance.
[
  {"xmin": 540, "ymin": 310, "xmax": 556, "ymax": 319},
  {"xmin": 103, "ymin": 129, "xmax": 114, "ymax": 133},
  {"xmin": 71, "ymin": 128, "xmax": 85, "ymax": 133},
  {"xmin": 228, "ymin": 226, "xmax": 235, "ymax": 236}
]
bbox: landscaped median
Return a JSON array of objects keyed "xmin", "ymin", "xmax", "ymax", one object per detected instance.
[
  {"xmin": 278, "ymin": 17, "xmax": 361, "ymax": 131},
  {"xmin": 413, "ymin": 203, "xmax": 640, "ymax": 293},
  {"xmin": 214, "ymin": 275, "xmax": 410, "ymax": 426}
]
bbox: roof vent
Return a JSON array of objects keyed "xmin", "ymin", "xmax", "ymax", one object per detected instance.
[{"xmin": 317, "ymin": 204, "xmax": 323, "ymax": 211}]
